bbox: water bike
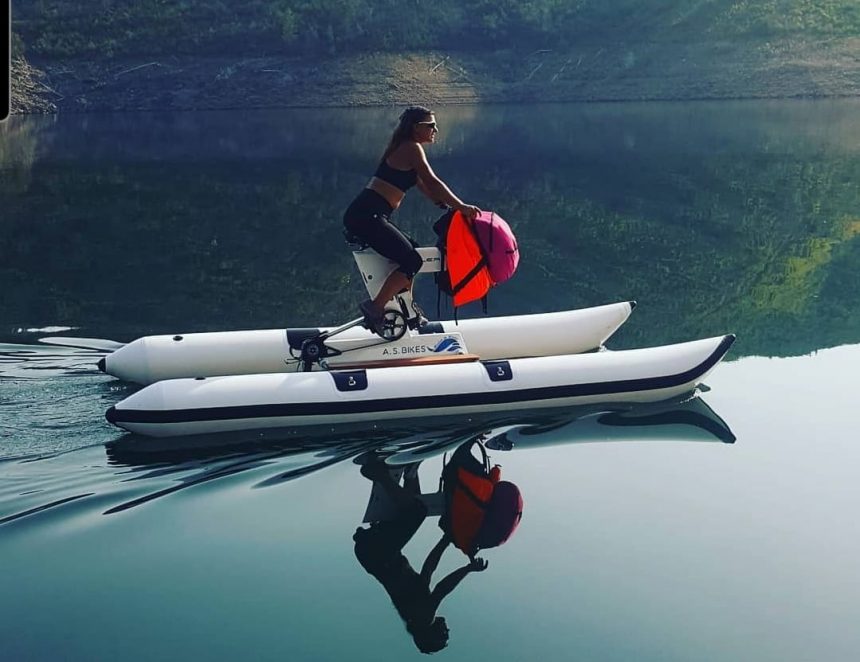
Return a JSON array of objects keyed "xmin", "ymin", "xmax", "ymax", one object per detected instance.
[{"xmin": 101, "ymin": 233, "xmax": 736, "ymax": 438}]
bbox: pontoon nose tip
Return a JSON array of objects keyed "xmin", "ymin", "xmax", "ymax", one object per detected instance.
[
  {"xmin": 105, "ymin": 406, "xmax": 117, "ymax": 424},
  {"xmin": 97, "ymin": 357, "xmax": 106, "ymax": 373},
  {"xmin": 629, "ymin": 300, "xmax": 637, "ymax": 310}
]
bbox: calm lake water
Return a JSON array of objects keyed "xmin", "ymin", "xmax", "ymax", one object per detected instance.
[{"xmin": 1, "ymin": 100, "xmax": 859, "ymax": 661}]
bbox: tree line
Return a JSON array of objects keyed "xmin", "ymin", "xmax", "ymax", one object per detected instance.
[{"xmin": 13, "ymin": 0, "xmax": 860, "ymax": 58}]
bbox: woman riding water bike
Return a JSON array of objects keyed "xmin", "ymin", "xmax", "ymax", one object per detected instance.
[{"xmin": 343, "ymin": 106, "xmax": 481, "ymax": 333}]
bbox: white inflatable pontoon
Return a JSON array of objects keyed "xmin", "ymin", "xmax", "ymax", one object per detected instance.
[
  {"xmin": 99, "ymin": 244, "xmax": 638, "ymax": 384},
  {"xmin": 106, "ymin": 335, "xmax": 735, "ymax": 438},
  {"xmin": 99, "ymin": 301, "xmax": 635, "ymax": 385}
]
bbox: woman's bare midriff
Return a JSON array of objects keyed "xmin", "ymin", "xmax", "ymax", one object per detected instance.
[{"xmin": 367, "ymin": 177, "xmax": 406, "ymax": 210}]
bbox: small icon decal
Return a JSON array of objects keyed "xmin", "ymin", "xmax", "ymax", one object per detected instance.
[{"xmin": 433, "ymin": 337, "xmax": 462, "ymax": 353}]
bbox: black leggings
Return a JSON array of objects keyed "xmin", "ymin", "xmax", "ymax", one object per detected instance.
[{"xmin": 344, "ymin": 189, "xmax": 423, "ymax": 279}]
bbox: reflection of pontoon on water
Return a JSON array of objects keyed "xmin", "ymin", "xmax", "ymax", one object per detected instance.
[
  {"xmin": 100, "ymin": 395, "xmax": 734, "ymax": 519},
  {"xmin": 99, "ymin": 239, "xmax": 735, "ymax": 439},
  {"xmin": 363, "ymin": 396, "xmax": 734, "ymax": 521}
]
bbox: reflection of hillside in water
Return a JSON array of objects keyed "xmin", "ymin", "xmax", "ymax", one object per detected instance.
[
  {"xmin": 0, "ymin": 116, "xmax": 55, "ymax": 195},
  {"xmin": 1, "ymin": 101, "xmax": 858, "ymax": 356},
  {"xmin": 462, "ymin": 101, "xmax": 860, "ymax": 356}
]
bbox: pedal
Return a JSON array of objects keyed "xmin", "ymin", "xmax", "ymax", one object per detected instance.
[{"xmin": 376, "ymin": 309, "xmax": 407, "ymax": 341}]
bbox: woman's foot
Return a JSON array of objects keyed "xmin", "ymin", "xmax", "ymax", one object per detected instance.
[
  {"xmin": 410, "ymin": 300, "xmax": 429, "ymax": 328},
  {"xmin": 359, "ymin": 299, "xmax": 385, "ymax": 334},
  {"xmin": 360, "ymin": 460, "xmax": 391, "ymax": 483}
]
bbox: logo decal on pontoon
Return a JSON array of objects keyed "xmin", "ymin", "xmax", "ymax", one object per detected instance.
[{"xmin": 433, "ymin": 337, "xmax": 462, "ymax": 353}]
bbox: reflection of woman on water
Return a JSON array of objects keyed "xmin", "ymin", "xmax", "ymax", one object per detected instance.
[
  {"xmin": 353, "ymin": 460, "xmax": 488, "ymax": 654},
  {"xmin": 343, "ymin": 106, "xmax": 482, "ymax": 333}
]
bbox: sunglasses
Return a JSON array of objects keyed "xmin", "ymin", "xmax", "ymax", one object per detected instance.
[{"xmin": 416, "ymin": 121, "xmax": 438, "ymax": 130}]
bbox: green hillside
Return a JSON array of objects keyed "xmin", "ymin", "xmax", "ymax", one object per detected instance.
[{"xmin": 13, "ymin": 0, "xmax": 860, "ymax": 58}]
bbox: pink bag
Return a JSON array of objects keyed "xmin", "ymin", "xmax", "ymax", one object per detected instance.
[{"xmin": 470, "ymin": 211, "xmax": 519, "ymax": 285}]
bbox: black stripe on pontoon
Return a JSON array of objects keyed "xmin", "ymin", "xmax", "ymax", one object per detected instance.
[{"xmin": 107, "ymin": 335, "xmax": 735, "ymax": 425}]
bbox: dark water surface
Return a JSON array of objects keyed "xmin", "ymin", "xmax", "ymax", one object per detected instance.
[{"xmin": 1, "ymin": 101, "xmax": 859, "ymax": 660}]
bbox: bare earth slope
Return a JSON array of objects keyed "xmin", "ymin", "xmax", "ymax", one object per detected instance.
[{"xmin": 11, "ymin": 38, "xmax": 860, "ymax": 113}]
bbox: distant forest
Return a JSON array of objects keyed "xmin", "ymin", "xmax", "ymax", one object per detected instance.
[{"xmin": 13, "ymin": 0, "xmax": 860, "ymax": 58}]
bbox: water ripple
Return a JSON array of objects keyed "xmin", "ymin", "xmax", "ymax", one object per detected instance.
[
  {"xmin": 0, "ymin": 493, "xmax": 95, "ymax": 525},
  {"xmin": 0, "ymin": 342, "xmax": 129, "ymax": 459},
  {"xmin": 0, "ymin": 395, "xmax": 733, "ymax": 533}
]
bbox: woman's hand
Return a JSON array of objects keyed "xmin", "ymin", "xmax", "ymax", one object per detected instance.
[
  {"xmin": 468, "ymin": 557, "xmax": 489, "ymax": 572},
  {"xmin": 458, "ymin": 204, "xmax": 482, "ymax": 221}
]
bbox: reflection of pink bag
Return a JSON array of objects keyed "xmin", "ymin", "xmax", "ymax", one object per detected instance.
[
  {"xmin": 471, "ymin": 211, "xmax": 519, "ymax": 285},
  {"xmin": 475, "ymin": 479, "xmax": 523, "ymax": 550}
]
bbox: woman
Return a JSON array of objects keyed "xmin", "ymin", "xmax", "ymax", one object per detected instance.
[
  {"xmin": 343, "ymin": 106, "xmax": 482, "ymax": 332},
  {"xmin": 354, "ymin": 458, "xmax": 488, "ymax": 654}
]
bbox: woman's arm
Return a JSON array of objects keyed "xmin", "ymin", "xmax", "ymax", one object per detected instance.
[
  {"xmin": 407, "ymin": 143, "xmax": 481, "ymax": 219},
  {"xmin": 428, "ymin": 557, "xmax": 488, "ymax": 610},
  {"xmin": 416, "ymin": 177, "xmax": 447, "ymax": 208},
  {"xmin": 420, "ymin": 533, "xmax": 451, "ymax": 585}
]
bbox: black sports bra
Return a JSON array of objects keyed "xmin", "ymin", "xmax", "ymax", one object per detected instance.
[{"xmin": 374, "ymin": 159, "xmax": 418, "ymax": 192}]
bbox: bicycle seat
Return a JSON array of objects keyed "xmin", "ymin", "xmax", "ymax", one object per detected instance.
[{"xmin": 343, "ymin": 228, "xmax": 369, "ymax": 250}]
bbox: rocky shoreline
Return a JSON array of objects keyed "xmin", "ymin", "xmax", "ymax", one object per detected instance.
[
  {"xmin": 10, "ymin": 57, "xmax": 59, "ymax": 114},
  {"xmin": 11, "ymin": 38, "xmax": 860, "ymax": 114}
]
